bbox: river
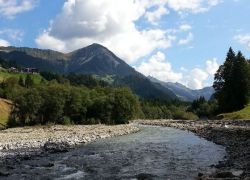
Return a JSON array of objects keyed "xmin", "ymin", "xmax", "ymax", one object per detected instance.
[{"xmin": 2, "ymin": 126, "xmax": 226, "ymax": 180}]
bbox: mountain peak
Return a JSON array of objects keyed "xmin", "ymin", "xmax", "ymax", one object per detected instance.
[
  {"xmin": 88, "ymin": 43, "xmax": 106, "ymax": 48},
  {"xmin": 81, "ymin": 43, "xmax": 109, "ymax": 52}
]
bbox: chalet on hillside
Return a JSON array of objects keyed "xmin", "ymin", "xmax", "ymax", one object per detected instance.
[
  {"xmin": 8, "ymin": 67, "xmax": 18, "ymax": 73},
  {"xmin": 23, "ymin": 68, "xmax": 39, "ymax": 74}
]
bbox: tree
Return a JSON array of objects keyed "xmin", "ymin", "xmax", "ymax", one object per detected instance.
[
  {"xmin": 65, "ymin": 87, "xmax": 89, "ymax": 123},
  {"xmin": 39, "ymin": 84, "xmax": 69, "ymax": 124},
  {"xmin": 111, "ymin": 88, "xmax": 141, "ymax": 124},
  {"xmin": 231, "ymin": 52, "xmax": 250, "ymax": 110},
  {"xmin": 25, "ymin": 74, "xmax": 34, "ymax": 88},
  {"xmin": 18, "ymin": 76, "xmax": 25, "ymax": 87},
  {"xmin": 11, "ymin": 89, "xmax": 43, "ymax": 125},
  {"xmin": 213, "ymin": 48, "xmax": 250, "ymax": 112}
]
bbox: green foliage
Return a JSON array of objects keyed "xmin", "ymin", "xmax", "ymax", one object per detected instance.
[
  {"xmin": 219, "ymin": 104, "xmax": 250, "ymax": 120},
  {"xmin": 25, "ymin": 74, "xmax": 34, "ymax": 88},
  {"xmin": 40, "ymin": 72, "xmax": 109, "ymax": 88},
  {"xmin": 6, "ymin": 82, "xmax": 140, "ymax": 126},
  {"xmin": 0, "ymin": 58, "xmax": 21, "ymax": 69},
  {"xmin": 214, "ymin": 48, "xmax": 250, "ymax": 112},
  {"xmin": 112, "ymin": 88, "xmax": 141, "ymax": 124},
  {"xmin": 188, "ymin": 97, "xmax": 218, "ymax": 118},
  {"xmin": 140, "ymin": 100, "xmax": 198, "ymax": 120},
  {"xmin": 0, "ymin": 71, "xmax": 43, "ymax": 85},
  {"xmin": 114, "ymin": 75, "xmax": 177, "ymax": 101}
]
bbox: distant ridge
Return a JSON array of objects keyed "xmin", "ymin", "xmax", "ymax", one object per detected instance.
[
  {"xmin": 148, "ymin": 76, "xmax": 214, "ymax": 101},
  {"xmin": 0, "ymin": 44, "xmax": 177, "ymax": 100}
]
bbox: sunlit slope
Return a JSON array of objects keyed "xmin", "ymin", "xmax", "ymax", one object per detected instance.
[
  {"xmin": 220, "ymin": 105, "xmax": 250, "ymax": 120},
  {"xmin": 0, "ymin": 98, "xmax": 12, "ymax": 126}
]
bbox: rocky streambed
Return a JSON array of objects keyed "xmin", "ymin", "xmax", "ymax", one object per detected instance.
[
  {"xmin": 137, "ymin": 119, "xmax": 250, "ymax": 179},
  {"xmin": 0, "ymin": 124, "xmax": 139, "ymax": 164}
]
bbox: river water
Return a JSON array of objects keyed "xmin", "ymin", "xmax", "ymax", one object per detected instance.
[{"xmin": 2, "ymin": 126, "xmax": 226, "ymax": 180}]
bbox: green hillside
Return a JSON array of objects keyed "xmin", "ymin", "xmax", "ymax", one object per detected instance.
[
  {"xmin": 220, "ymin": 105, "xmax": 250, "ymax": 120},
  {"xmin": 0, "ymin": 71, "xmax": 43, "ymax": 84}
]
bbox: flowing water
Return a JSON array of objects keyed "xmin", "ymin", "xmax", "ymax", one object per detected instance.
[{"xmin": 2, "ymin": 126, "xmax": 226, "ymax": 180}]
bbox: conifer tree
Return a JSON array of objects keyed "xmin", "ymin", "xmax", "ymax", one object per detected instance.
[{"xmin": 213, "ymin": 48, "xmax": 250, "ymax": 112}]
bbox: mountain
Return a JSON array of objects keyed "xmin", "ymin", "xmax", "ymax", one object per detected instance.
[
  {"xmin": 148, "ymin": 76, "xmax": 214, "ymax": 101},
  {"xmin": 0, "ymin": 44, "xmax": 176, "ymax": 100},
  {"xmin": 114, "ymin": 75, "xmax": 177, "ymax": 101},
  {"xmin": 0, "ymin": 44, "xmax": 137, "ymax": 76}
]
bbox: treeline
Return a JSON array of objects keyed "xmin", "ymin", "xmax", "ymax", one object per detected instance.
[
  {"xmin": 40, "ymin": 72, "xmax": 110, "ymax": 88},
  {"xmin": 188, "ymin": 48, "xmax": 250, "ymax": 118},
  {"xmin": 187, "ymin": 97, "xmax": 218, "ymax": 118},
  {"xmin": 0, "ymin": 58, "xmax": 21, "ymax": 69},
  {"xmin": 141, "ymin": 100, "xmax": 198, "ymax": 120},
  {"xmin": 0, "ymin": 79, "xmax": 141, "ymax": 126},
  {"xmin": 0, "ymin": 71, "xmax": 200, "ymax": 127}
]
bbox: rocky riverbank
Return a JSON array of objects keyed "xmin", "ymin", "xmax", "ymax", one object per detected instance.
[
  {"xmin": 137, "ymin": 119, "xmax": 250, "ymax": 179},
  {"xmin": 0, "ymin": 124, "xmax": 139, "ymax": 164}
]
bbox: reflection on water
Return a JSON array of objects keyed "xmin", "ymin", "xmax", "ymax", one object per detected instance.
[{"xmin": 2, "ymin": 126, "xmax": 226, "ymax": 180}]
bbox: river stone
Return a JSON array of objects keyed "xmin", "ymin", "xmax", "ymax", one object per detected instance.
[
  {"xmin": 43, "ymin": 141, "xmax": 70, "ymax": 153},
  {"xmin": 214, "ymin": 171, "xmax": 235, "ymax": 178},
  {"xmin": 231, "ymin": 169, "xmax": 243, "ymax": 177},
  {"xmin": 135, "ymin": 173, "xmax": 156, "ymax": 180},
  {"xmin": 0, "ymin": 170, "xmax": 9, "ymax": 177}
]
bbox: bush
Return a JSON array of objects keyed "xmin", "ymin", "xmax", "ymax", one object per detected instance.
[{"xmin": 61, "ymin": 116, "xmax": 73, "ymax": 125}]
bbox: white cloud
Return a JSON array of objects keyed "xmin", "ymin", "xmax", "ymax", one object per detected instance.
[
  {"xmin": 167, "ymin": 0, "xmax": 222, "ymax": 13},
  {"xmin": 183, "ymin": 58, "xmax": 219, "ymax": 89},
  {"xmin": 36, "ymin": 0, "xmax": 221, "ymax": 64},
  {"xmin": 0, "ymin": 29, "xmax": 24, "ymax": 42},
  {"xmin": 234, "ymin": 34, "xmax": 250, "ymax": 50},
  {"xmin": 136, "ymin": 51, "xmax": 183, "ymax": 82},
  {"xmin": 145, "ymin": 5, "xmax": 169, "ymax": 24},
  {"xmin": 179, "ymin": 24, "xmax": 192, "ymax": 31},
  {"xmin": 0, "ymin": 0, "xmax": 37, "ymax": 19},
  {"xmin": 0, "ymin": 39, "xmax": 10, "ymax": 46},
  {"xmin": 186, "ymin": 68, "xmax": 209, "ymax": 89},
  {"xmin": 36, "ymin": 32, "xmax": 66, "ymax": 52},
  {"xmin": 137, "ymin": 53, "xmax": 219, "ymax": 89},
  {"xmin": 36, "ymin": 0, "xmax": 175, "ymax": 63},
  {"xmin": 206, "ymin": 58, "xmax": 219, "ymax": 75},
  {"xmin": 178, "ymin": 32, "xmax": 194, "ymax": 45}
]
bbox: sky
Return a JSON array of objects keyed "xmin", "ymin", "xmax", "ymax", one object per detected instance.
[{"xmin": 0, "ymin": 0, "xmax": 250, "ymax": 89}]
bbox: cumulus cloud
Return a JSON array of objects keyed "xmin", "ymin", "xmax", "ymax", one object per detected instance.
[
  {"xmin": 178, "ymin": 32, "xmax": 194, "ymax": 45},
  {"xmin": 186, "ymin": 68, "xmax": 209, "ymax": 89},
  {"xmin": 206, "ymin": 58, "xmax": 219, "ymax": 75},
  {"xmin": 137, "ymin": 53, "xmax": 219, "ymax": 89},
  {"xmin": 145, "ymin": 5, "xmax": 169, "ymax": 24},
  {"xmin": 0, "ymin": 29, "xmax": 24, "ymax": 42},
  {"xmin": 0, "ymin": 39, "xmax": 10, "ymax": 46},
  {"xmin": 136, "ymin": 51, "xmax": 183, "ymax": 82},
  {"xmin": 183, "ymin": 58, "xmax": 219, "ymax": 89},
  {"xmin": 36, "ymin": 0, "xmax": 174, "ymax": 63},
  {"xmin": 0, "ymin": 0, "xmax": 37, "ymax": 19},
  {"xmin": 167, "ymin": 0, "xmax": 222, "ymax": 13},
  {"xmin": 234, "ymin": 34, "xmax": 250, "ymax": 50},
  {"xmin": 36, "ymin": 0, "xmax": 222, "ymax": 63},
  {"xmin": 179, "ymin": 24, "xmax": 192, "ymax": 31}
]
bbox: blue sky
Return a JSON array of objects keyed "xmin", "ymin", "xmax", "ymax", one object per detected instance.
[{"xmin": 0, "ymin": 0, "xmax": 249, "ymax": 89}]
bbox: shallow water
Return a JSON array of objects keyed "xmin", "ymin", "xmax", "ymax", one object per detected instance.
[{"xmin": 2, "ymin": 126, "xmax": 226, "ymax": 180}]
